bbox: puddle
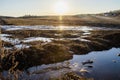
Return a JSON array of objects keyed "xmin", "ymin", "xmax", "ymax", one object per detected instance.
[{"xmin": 70, "ymin": 47, "xmax": 120, "ymax": 80}]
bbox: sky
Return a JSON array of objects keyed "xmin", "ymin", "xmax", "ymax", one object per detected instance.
[{"xmin": 0, "ymin": 0, "xmax": 120, "ymax": 17}]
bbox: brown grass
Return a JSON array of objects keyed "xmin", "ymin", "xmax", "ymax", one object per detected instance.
[{"xmin": 2, "ymin": 16, "xmax": 120, "ymax": 27}]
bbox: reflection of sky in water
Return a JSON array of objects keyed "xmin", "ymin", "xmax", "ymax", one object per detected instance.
[
  {"xmin": 71, "ymin": 48, "xmax": 120, "ymax": 80},
  {"xmin": 28, "ymin": 48, "xmax": 120, "ymax": 80},
  {"xmin": 3, "ymin": 48, "xmax": 118, "ymax": 80},
  {"xmin": 1, "ymin": 25, "xmax": 115, "ymax": 31}
]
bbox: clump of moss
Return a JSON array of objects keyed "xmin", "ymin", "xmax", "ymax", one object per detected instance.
[
  {"xmin": 1, "ymin": 43, "xmax": 73, "ymax": 70},
  {"xmin": 62, "ymin": 72, "xmax": 94, "ymax": 80},
  {"xmin": 69, "ymin": 43, "xmax": 90, "ymax": 54},
  {"xmin": 103, "ymin": 32, "xmax": 120, "ymax": 46},
  {"xmin": 49, "ymin": 72, "xmax": 94, "ymax": 80},
  {"xmin": 42, "ymin": 43, "xmax": 73, "ymax": 63}
]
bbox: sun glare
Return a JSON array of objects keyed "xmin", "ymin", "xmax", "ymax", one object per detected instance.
[{"xmin": 54, "ymin": 1, "xmax": 69, "ymax": 15}]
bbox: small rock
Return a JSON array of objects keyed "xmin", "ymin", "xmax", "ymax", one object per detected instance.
[
  {"xmin": 118, "ymin": 54, "xmax": 120, "ymax": 56},
  {"xmin": 80, "ymin": 68, "xmax": 89, "ymax": 73}
]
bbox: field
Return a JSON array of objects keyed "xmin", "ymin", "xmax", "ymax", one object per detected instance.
[{"xmin": 1, "ymin": 13, "xmax": 120, "ymax": 27}]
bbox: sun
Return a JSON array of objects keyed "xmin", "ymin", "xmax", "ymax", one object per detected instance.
[{"xmin": 54, "ymin": 1, "xmax": 69, "ymax": 15}]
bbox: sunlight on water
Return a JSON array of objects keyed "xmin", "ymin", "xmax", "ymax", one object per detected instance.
[
  {"xmin": 1, "ymin": 25, "xmax": 117, "ymax": 31},
  {"xmin": 59, "ymin": 25, "xmax": 64, "ymax": 30},
  {"xmin": 80, "ymin": 26, "xmax": 93, "ymax": 32}
]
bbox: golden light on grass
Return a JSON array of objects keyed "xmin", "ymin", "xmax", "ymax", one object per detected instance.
[
  {"xmin": 59, "ymin": 16, "xmax": 63, "ymax": 21},
  {"xmin": 54, "ymin": 1, "xmax": 69, "ymax": 15}
]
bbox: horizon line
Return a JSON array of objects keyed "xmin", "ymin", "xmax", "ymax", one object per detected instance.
[{"xmin": 0, "ymin": 9, "xmax": 119, "ymax": 17}]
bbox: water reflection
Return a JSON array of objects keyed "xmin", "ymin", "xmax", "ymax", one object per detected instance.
[
  {"xmin": 20, "ymin": 47, "xmax": 120, "ymax": 80},
  {"xmin": 1, "ymin": 25, "xmax": 115, "ymax": 31},
  {"xmin": 2, "ymin": 47, "xmax": 119, "ymax": 80},
  {"xmin": 71, "ymin": 47, "xmax": 120, "ymax": 80},
  {"xmin": 59, "ymin": 26, "xmax": 64, "ymax": 31}
]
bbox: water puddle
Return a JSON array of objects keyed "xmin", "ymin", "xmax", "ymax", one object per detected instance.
[{"xmin": 71, "ymin": 47, "xmax": 120, "ymax": 80}]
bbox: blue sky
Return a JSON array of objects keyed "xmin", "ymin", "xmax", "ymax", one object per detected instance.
[{"xmin": 0, "ymin": 0, "xmax": 120, "ymax": 16}]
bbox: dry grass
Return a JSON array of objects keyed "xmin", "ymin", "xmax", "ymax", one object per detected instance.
[
  {"xmin": 2, "ymin": 15, "xmax": 120, "ymax": 27},
  {"xmin": 49, "ymin": 72, "xmax": 94, "ymax": 80}
]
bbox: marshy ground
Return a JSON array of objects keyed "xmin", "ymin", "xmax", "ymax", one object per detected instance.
[{"xmin": 0, "ymin": 25, "xmax": 120, "ymax": 80}]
